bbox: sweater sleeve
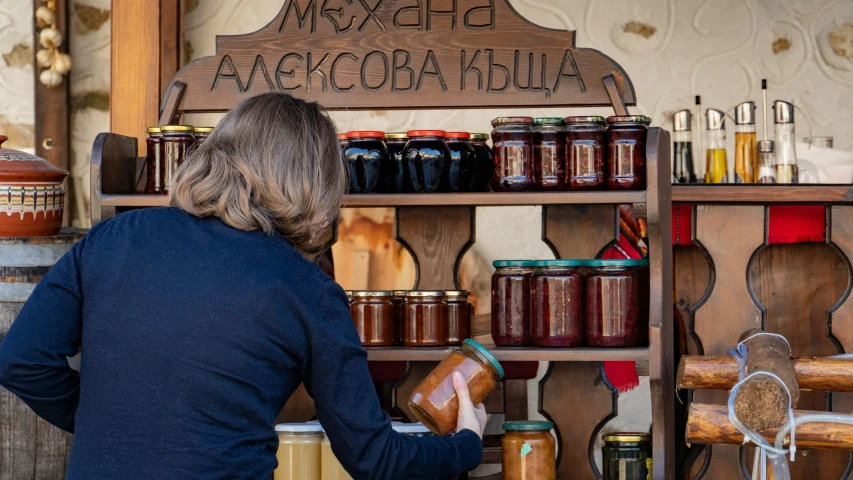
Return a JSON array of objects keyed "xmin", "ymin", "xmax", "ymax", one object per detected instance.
[
  {"xmin": 300, "ymin": 280, "xmax": 482, "ymax": 480},
  {"xmin": 0, "ymin": 236, "xmax": 85, "ymax": 433}
]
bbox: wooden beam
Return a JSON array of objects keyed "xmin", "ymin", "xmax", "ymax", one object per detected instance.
[
  {"xmin": 160, "ymin": 0, "xmax": 182, "ymax": 93},
  {"xmin": 678, "ymin": 356, "xmax": 853, "ymax": 392}
]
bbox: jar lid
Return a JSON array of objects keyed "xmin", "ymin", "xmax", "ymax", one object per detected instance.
[
  {"xmin": 385, "ymin": 132, "xmax": 408, "ymax": 139},
  {"xmin": 493, "ymin": 260, "xmax": 534, "ymax": 267},
  {"xmin": 606, "ymin": 116, "xmax": 651, "ymax": 125},
  {"xmin": 406, "ymin": 290, "xmax": 444, "ymax": 297},
  {"xmin": 193, "ymin": 127, "xmax": 214, "ymax": 133},
  {"xmin": 532, "ymin": 259, "xmax": 584, "ymax": 267},
  {"xmin": 565, "ymin": 116, "xmax": 605, "ymax": 124},
  {"xmin": 352, "ymin": 290, "xmax": 393, "ymax": 297},
  {"xmin": 0, "ymin": 135, "xmax": 69, "ymax": 183},
  {"xmin": 602, "ymin": 432, "xmax": 651, "ymax": 443},
  {"xmin": 392, "ymin": 423, "xmax": 433, "ymax": 435},
  {"xmin": 533, "ymin": 117, "xmax": 564, "ymax": 125},
  {"xmin": 337, "ymin": 133, "xmax": 348, "ymax": 141},
  {"xmin": 463, "ymin": 339, "xmax": 504, "ymax": 379},
  {"xmin": 275, "ymin": 423, "xmax": 325, "ymax": 433},
  {"xmin": 391, "ymin": 290, "xmax": 408, "ymax": 297},
  {"xmin": 147, "ymin": 127, "xmax": 161, "ymax": 134},
  {"xmin": 491, "ymin": 117, "xmax": 533, "ymax": 126},
  {"xmin": 503, "ymin": 421, "xmax": 554, "ymax": 431},
  {"xmin": 585, "ymin": 259, "xmax": 650, "ymax": 267},
  {"xmin": 344, "ymin": 290, "xmax": 354, "ymax": 296},
  {"xmin": 407, "ymin": 130, "xmax": 446, "ymax": 138},
  {"xmin": 445, "ymin": 132, "xmax": 471, "ymax": 139},
  {"xmin": 470, "ymin": 133, "xmax": 489, "ymax": 140},
  {"xmin": 160, "ymin": 125, "xmax": 194, "ymax": 132},
  {"xmin": 347, "ymin": 131, "xmax": 386, "ymax": 139},
  {"xmin": 444, "ymin": 290, "xmax": 470, "ymax": 298}
]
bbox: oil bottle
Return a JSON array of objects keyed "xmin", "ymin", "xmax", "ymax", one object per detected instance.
[
  {"xmin": 734, "ymin": 101, "xmax": 756, "ymax": 183},
  {"xmin": 672, "ymin": 110, "xmax": 696, "ymax": 183},
  {"xmin": 704, "ymin": 109, "xmax": 727, "ymax": 184},
  {"xmin": 773, "ymin": 100, "xmax": 798, "ymax": 184}
]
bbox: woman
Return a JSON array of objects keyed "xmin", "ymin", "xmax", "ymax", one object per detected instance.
[{"xmin": 0, "ymin": 92, "xmax": 486, "ymax": 479}]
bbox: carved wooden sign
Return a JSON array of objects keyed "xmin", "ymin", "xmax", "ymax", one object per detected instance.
[{"xmin": 165, "ymin": 0, "xmax": 636, "ymax": 112}]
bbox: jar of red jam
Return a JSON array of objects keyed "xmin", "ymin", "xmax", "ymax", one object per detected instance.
[
  {"xmin": 469, "ymin": 133, "xmax": 493, "ymax": 192},
  {"xmin": 566, "ymin": 116, "xmax": 607, "ymax": 190},
  {"xmin": 391, "ymin": 290, "xmax": 407, "ymax": 346},
  {"xmin": 502, "ymin": 421, "xmax": 556, "ymax": 480},
  {"xmin": 160, "ymin": 125, "xmax": 195, "ymax": 193},
  {"xmin": 491, "ymin": 117, "xmax": 534, "ymax": 192},
  {"xmin": 607, "ymin": 116, "xmax": 650, "ymax": 190},
  {"xmin": 350, "ymin": 291, "xmax": 394, "ymax": 347},
  {"xmin": 408, "ymin": 339, "xmax": 504, "ymax": 435},
  {"xmin": 384, "ymin": 133, "xmax": 408, "ymax": 193},
  {"xmin": 445, "ymin": 290, "xmax": 472, "ymax": 346},
  {"xmin": 585, "ymin": 260, "xmax": 645, "ymax": 347},
  {"xmin": 404, "ymin": 291, "xmax": 447, "ymax": 347},
  {"xmin": 445, "ymin": 132, "xmax": 477, "ymax": 192},
  {"xmin": 193, "ymin": 126, "xmax": 213, "ymax": 145},
  {"xmin": 531, "ymin": 259, "xmax": 584, "ymax": 347},
  {"xmin": 403, "ymin": 130, "xmax": 450, "ymax": 193},
  {"xmin": 345, "ymin": 131, "xmax": 389, "ymax": 194},
  {"xmin": 491, "ymin": 260, "xmax": 534, "ymax": 346},
  {"xmin": 144, "ymin": 127, "xmax": 164, "ymax": 194},
  {"xmin": 533, "ymin": 118, "xmax": 566, "ymax": 191}
]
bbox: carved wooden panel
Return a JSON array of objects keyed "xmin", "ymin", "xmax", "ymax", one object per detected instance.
[{"xmin": 396, "ymin": 206, "xmax": 474, "ymax": 290}]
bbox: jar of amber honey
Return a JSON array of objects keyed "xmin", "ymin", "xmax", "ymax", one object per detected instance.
[
  {"xmin": 350, "ymin": 291, "xmax": 394, "ymax": 347},
  {"xmin": 492, "ymin": 260, "xmax": 534, "ymax": 346},
  {"xmin": 321, "ymin": 432, "xmax": 351, "ymax": 480},
  {"xmin": 404, "ymin": 291, "xmax": 447, "ymax": 347},
  {"xmin": 391, "ymin": 290, "xmax": 407, "ymax": 346},
  {"xmin": 408, "ymin": 339, "xmax": 504, "ymax": 435},
  {"xmin": 160, "ymin": 125, "xmax": 194, "ymax": 193},
  {"xmin": 501, "ymin": 421, "xmax": 556, "ymax": 480},
  {"xmin": 144, "ymin": 127, "xmax": 164, "ymax": 194},
  {"xmin": 445, "ymin": 290, "xmax": 472, "ymax": 346},
  {"xmin": 274, "ymin": 423, "xmax": 323, "ymax": 480}
]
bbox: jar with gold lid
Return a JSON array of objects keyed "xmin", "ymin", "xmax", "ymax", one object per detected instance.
[
  {"xmin": 444, "ymin": 290, "xmax": 472, "ymax": 346},
  {"xmin": 404, "ymin": 291, "xmax": 447, "ymax": 347},
  {"xmin": 193, "ymin": 126, "xmax": 213, "ymax": 145},
  {"xmin": 160, "ymin": 125, "xmax": 194, "ymax": 193},
  {"xmin": 144, "ymin": 127, "xmax": 165, "ymax": 194},
  {"xmin": 602, "ymin": 432, "xmax": 652, "ymax": 480},
  {"xmin": 350, "ymin": 291, "xmax": 394, "ymax": 347}
]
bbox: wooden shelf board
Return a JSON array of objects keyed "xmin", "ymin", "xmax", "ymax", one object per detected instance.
[
  {"xmin": 364, "ymin": 346, "xmax": 648, "ymax": 362},
  {"xmin": 673, "ymin": 185, "xmax": 853, "ymax": 204}
]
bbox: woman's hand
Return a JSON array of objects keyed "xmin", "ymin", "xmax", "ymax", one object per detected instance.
[{"xmin": 452, "ymin": 371, "xmax": 488, "ymax": 439}]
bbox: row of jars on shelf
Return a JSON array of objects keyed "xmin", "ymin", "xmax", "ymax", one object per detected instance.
[
  {"xmin": 492, "ymin": 259, "xmax": 650, "ymax": 348},
  {"xmin": 144, "ymin": 125, "xmax": 212, "ymax": 194}
]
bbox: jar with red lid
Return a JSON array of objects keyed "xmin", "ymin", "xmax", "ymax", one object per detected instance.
[
  {"xmin": 607, "ymin": 116, "xmax": 650, "ymax": 190},
  {"xmin": 584, "ymin": 259, "xmax": 648, "ymax": 347},
  {"xmin": 532, "ymin": 118, "xmax": 566, "ymax": 191},
  {"xmin": 345, "ymin": 131, "xmax": 389, "ymax": 194},
  {"xmin": 566, "ymin": 116, "xmax": 607, "ymax": 190},
  {"xmin": 391, "ymin": 290, "xmax": 407, "ymax": 346},
  {"xmin": 491, "ymin": 117, "xmax": 533, "ymax": 192},
  {"xmin": 404, "ymin": 291, "xmax": 447, "ymax": 347},
  {"xmin": 145, "ymin": 127, "xmax": 164, "ymax": 194},
  {"xmin": 384, "ymin": 133, "xmax": 408, "ymax": 193},
  {"xmin": 350, "ymin": 291, "xmax": 394, "ymax": 347},
  {"xmin": 403, "ymin": 130, "xmax": 450, "ymax": 193},
  {"xmin": 531, "ymin": 259, "xmax": 584, "ymax": 347},
  {"xmin": 445, "ymin": 290, "xmax": 472, "ymax": 346},
  {"xmin": 160, "ymin": 125, "xmax": 195, "ymax": 193},
  {"xmin": 337, "ymin": 133, "xmax": 349, "ymax": 152},
  {"xmin": 469, "ymin": 133, "xmax": 493, "ymax": 192},
  {"xmin": 491, "ymin": 260, "xmax": 534, "ymax": 346},
  {"xmin": 445, "ymin": 132, "xmax": 476, "ymax": 192}
]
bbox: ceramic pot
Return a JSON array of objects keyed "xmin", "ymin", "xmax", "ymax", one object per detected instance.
[{"xmin": 0, "ymin": 135, "xmax": 68, "ymax": 237}]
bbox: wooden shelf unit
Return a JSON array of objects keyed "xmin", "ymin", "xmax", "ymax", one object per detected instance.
[
  {"xmin": 672, "ymin": 185, "xmax": 853, "ymax": 204},
  {"xmin": 365, "ymin": 347, "xmax": 650, "ymax": 362}
]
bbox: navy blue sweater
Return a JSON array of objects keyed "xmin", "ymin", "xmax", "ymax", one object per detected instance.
[{"xmin": 0, "ymin": 207, "xmax": 481, "ymax": 479}]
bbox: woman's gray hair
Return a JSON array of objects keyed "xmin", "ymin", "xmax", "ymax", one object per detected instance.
[{"xmin": 170, "ymin": 92, "xmax": 345, "ymax": 256}]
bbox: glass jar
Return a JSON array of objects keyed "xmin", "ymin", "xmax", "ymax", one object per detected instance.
[
  {"xmin": 144, "ymin": 127, "xmax": 164, "ymax": 195},
  {"xmin": 384, "ymin": 133, "xmax": 408, "ymax": 193},
  {"xmin": 602, "ymin": 432, "xmax": 652, "ymax": 480},
  {"xmin": 585, "ymin": 260, "xmax": 644, "ymax": 347},
  {"xmin": 566, "ymin": 116, "xmax": 607, "ymax": 190},
  {"xmin": 391, "ymin": 290, "xmax": 407, "ymax": 346},
  {"xmin": 274, "ymin": 423, "xmax": 323, "ymax": 480},
  {"xmin": 403, "ymin": 130, "xmax": 450, "ymax": 193},
  {"xmin": 321, "ymin": 433, "xmax": 351, "ymax": 480},
  {"xmin": 445, "ymin": 290, "xmax": 472, "ymax": 346},
  {"xmin": 344, "ymin": 290, "xmax": 354, "ymax": 304},
  {"xmin": 350, "ymin": 291, "xmax": 394, "ymax": 347},
  {"xmin": 531, "ymin": 259, "xmax": 584, "ymax": 347},
  {"xmin": 345, "ymin": 131, "xmax": 388, "ymax": 194},
  {"xmin": 606, "ymin": 116, "xmax": 650, "ymax": 190},
  {"xmin": 193, "ymin": 126, "xmax": 213, "ymax": 145},
  {"xmin": 160, "ymin": 125, "xmax": 194, "ymax": 193},
  {"xmin": 532, "ymin": 118, "xmax": 566, "ymax": 191},
  {"xmin": 491, "ymin": 117, "xmax": 534, "ymax": 192},
  {"xmin": 491, "ymin": 260, "xmax": 534, "ymax": 346},
  {"xmin": 445, "ymin": 132, "xmax": 477, "ymax": 192},
  {"xmin": 408, "ymin": 339, "xmax": 504, "ymax": 435},
  {"xmin": 501, "ymin": 421, "xmax": 556, "ymax": 480},
  {"xmin": 469, "ymin": 133, "xmax": 493, "ymax": 192},
  {"xmin": 404, "ymin": 291, "xmax": 447, "ymax": 347}
]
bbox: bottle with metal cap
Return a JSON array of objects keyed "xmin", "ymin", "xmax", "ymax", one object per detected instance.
[
  {"xmin": 756, "ymin": 140, "xmax": 777, "ymax": 184},
  {"xmin": 672, "ymin": 110, "xmax": 696, "ymax": 183},
  {"xmin": 734, "ymin": 101, "xmax": 756, "ymax": 183},
  {"xmin": 773, "ymin": 100, "xmax": 798, "ymax": 184},
  {"xmin": 704, "ymin": 109, "xmax": 728, "ymax": 184}
]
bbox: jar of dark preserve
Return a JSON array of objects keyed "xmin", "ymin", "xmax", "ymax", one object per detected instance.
[
  {"xmin": 403, "ymin": 130, "xmax": 450, "ymax": 193},
  {"xmin": 350, "ymin": 291, "xmax": 394, "ymax": 347},
  {"xmin": 144, "ymin": 127, "xmax": 164, "ymax": 194},
  {"xmin": 469, "ymin": 133, "xmax": 493, "ymax": 192},
  {"xmin": 445, "ymin": 132, "xmax": 476, "ymax": 192},
  {"xmin": 391, "ymin": 290, "xmax": 407, "ymax": 346},
  {"xmin": 607, "ymin": 116, "xmax": 650, "ymax": 190},
  {"xmin": 532, "ymin": 118, "xmax": 566, "ymax": 191},
  {"xmin": 404, "ymin": 291, "xmax": 447, "ymax": 347},
  {"xmin": 345, "ymin": 131, "xmax": 388, "ymax": 194},
  {"xmin": 491, "ymin": 260, "xmax": 534, "ymax": 346},
  {"xmin": 193, "ymin": 126, "xmax": 213, "ymax": 145},
  {"xmin": 160, "ymin": 125, "xmax": 195, "ymax": 193},
  {"xmin": 531, "ymin": 259, "xmax": 584, "ymax": 347},
  {"xmin": 337, "ymin": 133, "xmax": 349, "ymax": 152},
  {"xmin": 566, "ymin": 116, "xmax": 607, "ymax": 190},
  {"xmin": 585, "ymin": 259, "xmax": 645, "ymax": 347},
  {"xmin": 491, "ymin": 117, "xmax": 534, "ymax": 192},
  {"xmin": 445, "ymin": 290, "xmax": 472, "ymax": 346},
  {"xmin": 602, "ymin": 432, "xmax": 652, "ymax": 480},
  {"xmin": 384, "ymin": 133, "xmax": 408, "ymax": 193}
]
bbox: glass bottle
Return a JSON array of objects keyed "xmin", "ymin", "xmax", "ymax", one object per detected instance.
[
  {"xmin": 704, "ymin": 109, "xmax": 727, "ymax": 184},
  {"xmin": 491, "ymin": 117, "xmax": 534, "ymax": 192},
  {"xmin": 671, "ymin": 110, "xmax": 696, "ymax": 184},
  {"xmin": 756, "ymin": 140, "xmax": 777, "ymax": 184},
  {"xmin": 734, "ymin": 102, "xmax": 756, "ymax": 183},
  {"xmin": 532, "ymin": 118, "xmax": 566, "ymax": 191},
  {"xmin": 774, "ymin": 100, "xmax": 798, "ymax": 184},
  {"xmin": 565, "ymin": 116, "xmax": 606, "ymax": 190}
]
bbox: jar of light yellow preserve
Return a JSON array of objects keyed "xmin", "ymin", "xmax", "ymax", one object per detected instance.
[
  {"xmin": 321, "ymin": 432, "xmax": 352, "ymax": 480},
  {"xmin": 274, "ymin": 423, "xmax": 323, "ymax": 480}
]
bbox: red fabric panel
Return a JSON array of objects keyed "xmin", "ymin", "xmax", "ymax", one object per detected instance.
[{"xmin": 670, "ymin": 205, "xmax": 825, "ymax": 245}]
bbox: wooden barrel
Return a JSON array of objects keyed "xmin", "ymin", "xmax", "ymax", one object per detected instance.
[{"xmin": 0, "ymin": 229, "xmax": 85, "ymax": 480}]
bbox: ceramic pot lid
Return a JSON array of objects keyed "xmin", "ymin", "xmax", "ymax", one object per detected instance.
[{"xmin": 0, "ymin": 135, "xmax": 68, "ymax": 183}]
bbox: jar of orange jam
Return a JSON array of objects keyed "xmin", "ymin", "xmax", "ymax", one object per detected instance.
[
  {"xmin": 274, "ymin": 423, "xmax": 323, "ymax": 480},
  {"xmin": 501, "ymin": 421, "xmax": 556, "ymax": 480}
]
